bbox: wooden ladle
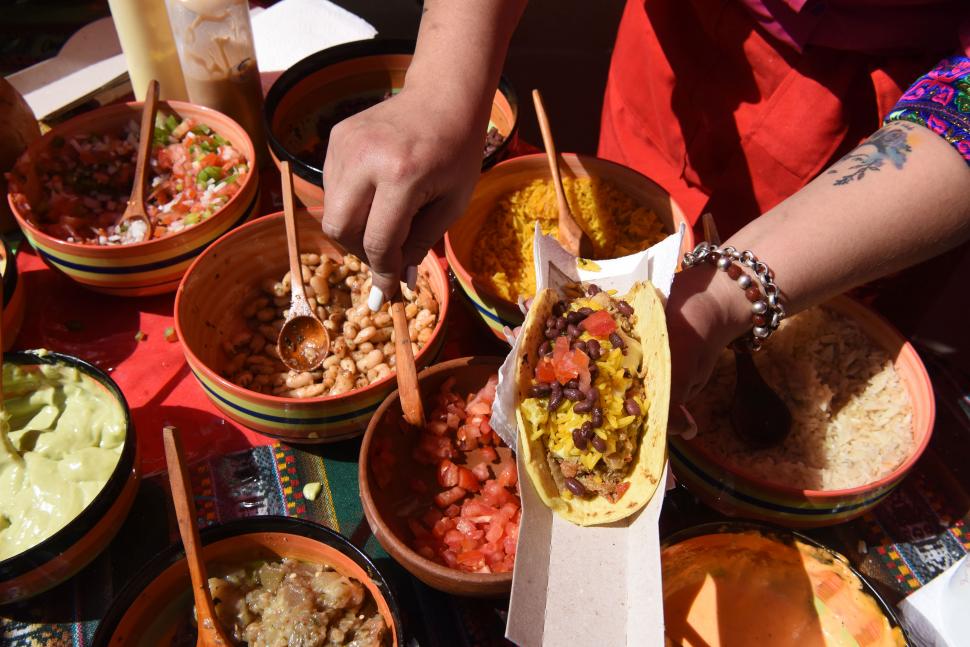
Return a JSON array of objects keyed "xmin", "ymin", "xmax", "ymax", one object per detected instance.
[
  {"xmin": 118, "ymin": 79, "xmax": 158, "ymax": 243},
  {"xmin": 277, "ymin": 160, "xmax": 330, "ymax": 372},
  {"xmin": 701, "ymin": 213, "xmax": 792, "ymax": 449},
  {"xmin": 531, "ymin": 89, "xmax": 593, "ymax": 258},
  {"xmin": 391, "ymin": 296, "xmax": 425, "ymax": 428},
  {"xmin": 162, "ymin": 426, "xmax": 233, "ymax": 647}
]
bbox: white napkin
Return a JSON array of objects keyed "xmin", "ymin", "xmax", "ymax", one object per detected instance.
[
  {"xmin": 898, "ymin": 555, "xmax": 970, "ymax": 646},
  {"xmin": 251, "ymin": 0, "xmax": 377, "ymax": 72}
]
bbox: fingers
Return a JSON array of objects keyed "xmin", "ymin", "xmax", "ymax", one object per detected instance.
[
  {"xmin": 399, "ymin": 191, "xmax": 466, "ymax": 270},
  {"xmin": 321, "ymin": 165, "xmax": 373, "ymax": 263},
  {"xmin": 363, "ymin": 182, "xmax": 422, "ymax": 300}
]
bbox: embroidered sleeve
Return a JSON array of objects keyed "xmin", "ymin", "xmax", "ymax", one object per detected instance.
[{"xmin": 884, "ymin": 56, "xmax": 970, "ymax": 164}]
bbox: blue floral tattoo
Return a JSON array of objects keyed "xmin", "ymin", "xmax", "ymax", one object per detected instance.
[{"xmin": 828, "ymin": 122, "xmax": 915, "ymax": 185}]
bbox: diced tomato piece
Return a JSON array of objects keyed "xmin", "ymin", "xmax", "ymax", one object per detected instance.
[
  {"xmin": 446, "ymin": 412, "xmax": 461, "ymax": 429},
  {"xmin": 456, "ymin": 517, "xmax": 477, "ymax": 535},
  {"xmin": 443, "ymin": 529, "xmax": 464, "ymax": 548},
  {"xmin": 614, "ymin": 481, "xmax": 631, "ymax": 501},
  {"xmin": 580, "ymin": 310, "xmax": 617, "ymax": 337},
  {"xmin": 408, "ymin": 519, "xmax": 430, "ymax": 539},
  {"xmin": 485, "ymin": 520, "xmax": 505, "ymax": 543},
  {"xmin": 432, "ymin": 517, "xmax": 452, "ymax": 538},
  {"xmin": 417, "ymin": 545, "xmax": 436, "ymax": 561},
  {"xmin": 427, "ymin": 420, "xmax": 449, "ymax": 435},
  {"xmin": 419, "ymin": 433, "xmax": 456, "ymax": 461},
  {"xmin": 437, "ymin": 459, "xmax": 459, "ymax": 488},
  {"xmin": 497, "ymin": 462, "xmax": 518, "ymax": 488},
  {"xmin": 441, "ymin": 550, "xmax": 459, "ymax": 568},
  {"xmin": 422, "ymin": 508, "xmax": 443, "ymax": 528},
  {"xmin": 472, "ymin": 462, "xmax": 490, "ymax": 482},
  {"xmin": 554, "ymin": 347, "xmax": 589, "ymax": 385},
  {"xmin": 479, "ymin": 446, "xmax": 498, "ymax": 463},
  {"xmin": 456, "ymin": 466, "xmax": 481, "ymax": 492},
  {"xmin": 444, "ymin": 504, "xmax": 461, "ymax": 518},
  {"xmin": 535, "ymin": 357, "xmax": 556, "ymax": 383},
  {"xmin": 457, "ymin": 550, "xmax": 486, "ymax": 568},
  {"xmin": 462, "ymin": 499, "xmax": 498, "ymax": 519},
  {"xmin": 434, "ymin": 486, "xmax": 466, "ymax": 509},
  {"xmin": 482, "ymin": 480, "xmax": 514, "ymax": 508}
]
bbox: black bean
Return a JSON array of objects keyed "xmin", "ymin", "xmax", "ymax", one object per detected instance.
[
  {"xmin": 553, "ymin": 300, "xmax": 567, "ymax": 317},
  {"xmin": 624, "ymin": 398, "xmax": 642, "ymax": 416},
  {"xmin": 547, "ymin": 387, "xmax": 564, "ymax": 412},
  {"xmin": 578, "ymin": 307, "xmax": 594, "ymax": 317},
  {"xmin": 564, "ymin": 378, "xmax": 579, "ymax": 389},
  {"xmin": 545, "ymin": 327, "xmax": 559, "ymax": 340},
  {"xmin": 529, "ymin": 383, "xmax": 552, "ymax": 397},
  {"xmin": 545, "ymin": 316, "xmax": 558, "ymax": 330},
  {"xmin": 588, "ymin": 365, "xmax": 599, "ymax": 380},
  {"xmin": 587, "ymin": 284, "xmax": 601, "ymax": 296},
  {"xmin": 591, "ymin": 407, "xmax": 604, "ymax": 427},
  {"xmin": 587, "ymin": 339, "xmax": 601, "ymax": 360},
  {"xmin": 566, "ymin": 323, "xmax": 580, "ymax": 339},
  {"xmin": 573, "ymin": 400, "xmax": 593, "ymax": 414},
  {"xmin": 554, "ymin": 316, "xmax": 567, "ymax": 331},
  {"xmin": 565, "ymin": 477, "xmax": 587, "ymax": 496},
  {"xmin": 585, "ymin": 388, "xmax": 599, "ymax": 403},
  {"xmin": 539, "ymin": 340, "xmax": 552, "ymax": 357},
  {"xmin": 572, "ymin": 340, "xmax": 588, "ymax": 354},
  {"xmin": 566, "ymin": 311, "xmax": 584, "ymax": 325},
  {"xmin": 563, "ymin": 388, "xmax": 583, "ymax": 401},
  {"xmin": 617, "ymin": 300, "xmax": 634, "ymax": 316},
  {"xmin": 609, "ymin": 332, "xmax": 625, "ymax": 349},
  {"xmin": 572, "ymin": 428, "xmax": 588, "ymax": 450},
  {"xmin": 581, "ymin": 421, "xmax": 594, "ymax": 437},
  {"xmin": 591, "ymin": 435, "xmax": 607, "ymax": 452}
]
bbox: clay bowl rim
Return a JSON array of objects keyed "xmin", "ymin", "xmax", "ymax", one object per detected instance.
[
  {"xmin": 662, "ymin": 520, "xmax": 909, "ymax": 641},
  {"xmin": 7, "ymin": 99, "xmax": 258, "ymax": 254},
  {"xmin": 673, "ymin": 294, "xmax": 935, "ymax": 500},
  {"xmin": 0, "ymin": 349, "xmax": 136, "ymax": 582},
  {"xmin": 89, "ymin": 515, "xmax": 405, "ymax": 646},
  {"xmin": 359, "ymin": 355, "xmax": 513, "ymax": 592},
  {"xmin": 263, "ymin": 37, "xmax": 519, "ymax": 185},
  {"xmin": 173, "ymin": 210, "xmax": 451, "ymax": 406},
  {"xmin": 444, "ymin": 151, "xmax": 695, "ymax": 317}
]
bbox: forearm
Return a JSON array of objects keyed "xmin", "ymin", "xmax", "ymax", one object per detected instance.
[
  {"xmin": 714, "ymin": 121, "xmax": 970, "ymax": 337},
  {"xmin": 405, "ymin": 0, "xmax": 526, "ymax": 132}
]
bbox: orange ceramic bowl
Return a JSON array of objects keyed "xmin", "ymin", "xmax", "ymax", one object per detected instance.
[
  {"xmin": 175, "ymin": 209, "xmax": 450, "ymax": 443},
  {"xmin": 7, "ymin": 100, "xmax": 259, "ymax": 296},
  {"xmin": 90, "ymin": 516, "xmax": 403, "ymax": 646},
  {"xmin": 0, "ymin": 350, "xmax": 139, "ymax": 604},
  {"xmin": 264, "ymin": 39, "xmax": 518, "ymax": 207},
  {"xmin": 1, "ymin": 239, "xmax": 25, "ymax": 350},
  {"xmin": 445, "ymin": 153, "xmax": 695, "ymax": 340},
  {"xmin": 669, "ymin": 296, "xmax": 935, "ymax": 528},
  {"xmin": 360, "ymin": 356, "xmax": 514, "ymax": 597}
]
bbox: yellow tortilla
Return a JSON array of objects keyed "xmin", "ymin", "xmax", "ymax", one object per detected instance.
[{"xmin": 515, "ymin": 281, "xmax": 670, "ymax": 526}]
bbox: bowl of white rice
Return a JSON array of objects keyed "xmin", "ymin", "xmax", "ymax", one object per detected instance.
[{"xmin": 670, "ymin": 295, "xmax": 934, "ymax": 528}]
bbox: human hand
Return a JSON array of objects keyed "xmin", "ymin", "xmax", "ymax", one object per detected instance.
[{"xmin": 321, "ymin": 85, "xmax": 486, "ymax": 308}]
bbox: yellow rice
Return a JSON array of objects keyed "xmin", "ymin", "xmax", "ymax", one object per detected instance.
[{"xmin": 471, "ymin": 177, "xmax": 665, "ymax": 302}]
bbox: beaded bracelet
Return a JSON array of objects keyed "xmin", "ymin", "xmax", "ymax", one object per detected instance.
[{"xmin": 682, "ymin": 242, "xmax": 786, "ymax": 351}]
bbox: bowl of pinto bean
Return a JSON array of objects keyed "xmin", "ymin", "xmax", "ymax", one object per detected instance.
[{"xmin": 174, "ymin": 209, "xmax": 449, "ymax": 443}]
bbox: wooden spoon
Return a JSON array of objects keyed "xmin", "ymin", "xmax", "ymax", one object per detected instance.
[
  {"xmin": 700, "ymin": 213, "xmax": 792, "ymax": 448},
  {"xmin": 277, "ymin": 160, "xmax": 330, "ymax": 372},
  {"xmin": 118, "ymin": 80, "xmax": 158, "ymax": 244},
  {"xmin": 391, "ymin": 298, "xmax": 425, "ymax": 428},
  {"xmin": 162, "ymin": 426, "xmax": 233, "ymax": 647},
  {"xmin": 531, "ymin": 89, "xmax": 593, "ymax": 258}
]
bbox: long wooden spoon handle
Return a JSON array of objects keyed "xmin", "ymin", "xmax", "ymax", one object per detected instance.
[
  {"xmin": 130, "ymin": 80, "xmax": 159, "ymax": 210},
  {"xmin": 391, "ymin": 300, "xmax": 425, "ymax": 428},
  {"xmin": 532, "ymin": 89, "xmax": 584, "ymax": 255},
  {"xmin": 281, "ymin": 161, "xmax": 307, "ymax": 302},
  {"xmin": 162, "ymin": 426, "xmax": 224, "ymax": 642}
]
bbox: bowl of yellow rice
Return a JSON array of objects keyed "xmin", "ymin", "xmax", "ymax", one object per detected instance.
[{"xmin": 444, "ymin": 153, "xmax": 693, "ymax": 339}]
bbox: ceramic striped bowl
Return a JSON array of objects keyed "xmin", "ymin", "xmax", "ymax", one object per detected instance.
[
  {"xmin": 175, "ymin": 210, "xmax": 450, "ymax": 443},
  {"xmin": 7, "ymin": 100, "xmax": 258, "ymax": 296},
  {"xmin": 445, "ymin": 153, "xmax": 695, "ymax": 340},
  {"xmin": 670, "ymin": 296, "xmax": 935, "ymax": 528},
  {"xmin": 1, "ymin": 239, "xmax": 25, "ymax": 350},
  {"xmin": 0, "ymin": 351, "xmax": 139, "ymax": 604}
]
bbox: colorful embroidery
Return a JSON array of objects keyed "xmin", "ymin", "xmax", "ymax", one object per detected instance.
[{"xmin": 885, "ymin": 56, "xmax": 970, "ymax": 165}]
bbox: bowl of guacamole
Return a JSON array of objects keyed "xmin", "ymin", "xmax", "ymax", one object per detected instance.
[{"xmin": 0, "ymin": 350, "xmax": 137, "ymax": 604}]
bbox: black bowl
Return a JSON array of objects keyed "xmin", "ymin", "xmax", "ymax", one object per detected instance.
[
  {"xmin": 92, "ymin": 516, "xmax": 405, "ymax": 646},
  {"xmin": 0, "ymin": 350, "xmax": 138, "ymax": 604}
]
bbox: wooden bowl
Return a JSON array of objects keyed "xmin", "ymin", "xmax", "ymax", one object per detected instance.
[
  {"xmin": 264, "ymin": 39, "xmax": 518, "ymax": 207},
  {"xmin": 0, "ymin": 350, "xmax": 139, "ymax": 604},
  {"xmin": 7, "ymin": 100, "xmax": 259, "ymax": 296},
  {"xmin": 91, "ymin": 516, "xmax": 403, "ymax": 646},
  {"xmin": 359, "ymin": 356, "xmax": 513, "ymax": 597},
  {"xmin": 445, "ymin": 153, "xmax": 695, "ymax": 340},
  {"xmin": 1, "ymin": 238, "xmax": 25, "ymax": 350},
  {"xmin": 175, "ymin": 209, "xmax": 450, "ymax": 443},
  {"xmin": 669, "ymin": 296, "xmax": 935, "ymax": 528}
]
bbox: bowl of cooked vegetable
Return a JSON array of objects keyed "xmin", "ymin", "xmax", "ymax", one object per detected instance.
[
  {"xmin": 91, "ymin": 516, "xmax": 403, "ymax": 646},
  {"xmin": 0, "ymin": 350, "xmax": 138, "ymax": 604},
  {"xmin": 445, "ymin": 153, "xmax": 693, "ymax": 340},
  {"xmin": 359, "ymin": 356, "xmax": 518, "ymax": 597},
  {"xmin": 175, "ymin": 208, "xmax": 450, "ymax": 443},
  {"xmin": 264, "ymin": 38, "xmax": 518, "ymax": 207},
  {"xmin": 6, "ymin": 100, "xmax": 259, "ymax": 296}
]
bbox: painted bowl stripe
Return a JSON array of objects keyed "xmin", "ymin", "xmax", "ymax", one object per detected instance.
[
  {"xmin": 31, "ymin": 194, "xmax": 257, "ymax": 274},
  {"xmin": 194, "ymin": 373, "xmax": 381, "ymax": 424},
  {"xmin": 669, "ymin": 442, "xmax": 893, "ymax": 515},
  {"xmin": 455, "ymin": 281, "xmax": 518, "ymax": 329}
]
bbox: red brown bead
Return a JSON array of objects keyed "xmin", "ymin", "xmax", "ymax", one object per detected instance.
[
  {"xmin": 726, "ymin": 264, "xmax": 742, "ymax": 280},
  {"xmin": 752, "ymin": 314, "xmax": 767, "ymax": 326},
  {"xmin": 745, "ymin": 286, "xmax": 762, "ymax": 302},
  {"xmin": 707, "ymin": 253, "xmax": 719, "ymax": 265}
]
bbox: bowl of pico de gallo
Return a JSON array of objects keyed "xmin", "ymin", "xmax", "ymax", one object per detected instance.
[{"xmin": 6, "ymin": 100, "xmax": 259, "ymax": 296}]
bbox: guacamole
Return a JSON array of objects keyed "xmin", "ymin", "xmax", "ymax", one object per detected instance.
[{"xmin": 0, "ymin": 361, "xmax": 126, "ymax": 561}]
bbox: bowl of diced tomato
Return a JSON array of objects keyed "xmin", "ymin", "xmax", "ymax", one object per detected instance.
[
  {"xmin": 360, "ymin": 356, "xmax": 520, "ymax": 597},
  {"xmin": 6, "ymin": 100, "xmax": 259, "ymax": 296}
]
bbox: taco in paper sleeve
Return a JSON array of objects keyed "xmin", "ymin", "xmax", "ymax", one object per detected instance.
[{"xmin": 515, "ymin": 280, "xmax": 670, "ymax": 526}]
